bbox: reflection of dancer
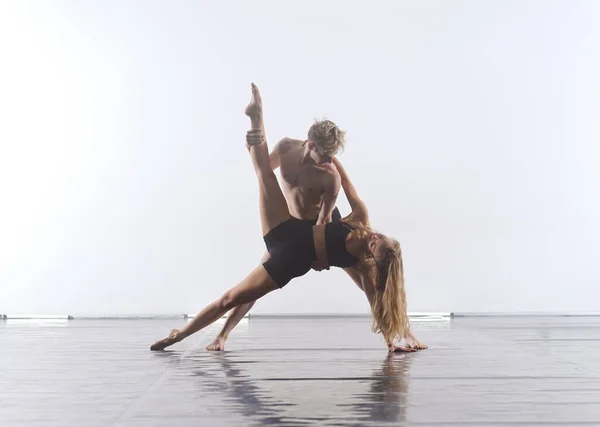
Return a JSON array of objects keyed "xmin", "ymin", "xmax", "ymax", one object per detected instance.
[
  {"xmin": 190, "ymin": 356, "xmax": 290, "ymax": 424},
  {"xmin": 150, "ymin": 84, "xmax": 426, "ymax": 353},
  {"xmin": 355, "ymin": 355, "xmax": 413, "ymax": 423},
  {"xmin": 186, "ymin": 353, "xmax": 413, "ymax": 425}
]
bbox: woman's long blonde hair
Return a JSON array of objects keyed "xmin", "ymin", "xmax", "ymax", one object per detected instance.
[
  {"xmin": 346, "ymin": 220, "xmax": 410, "ymax": 345},
  {"xmin": 369, "ymin": 240, "xmax": 410, "ymax": 345}
]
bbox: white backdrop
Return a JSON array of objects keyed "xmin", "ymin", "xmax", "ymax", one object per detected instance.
[{"xmin": 1, "ymin": 0, "xmax": 599, "ymax": 316}]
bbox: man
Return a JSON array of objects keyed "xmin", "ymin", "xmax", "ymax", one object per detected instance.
[
  {"xmin": 270, "ymin": 118, "xmax": 345, "ymax": 224},
  {"xmin": 205, "ymin": 118, "xmax": 346, "ymax": 351}
]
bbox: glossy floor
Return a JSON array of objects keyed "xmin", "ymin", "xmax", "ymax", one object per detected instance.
[{"xmin": 1, "ymin": 316, "xmax": 600, "ymax": 426}]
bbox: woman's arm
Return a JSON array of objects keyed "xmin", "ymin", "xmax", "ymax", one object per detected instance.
[
  {"xmin": 347, "ymin": 267, "xmax": 418, "ymax": 353},
  {"xmin": 343, "ymin": 267, "xmax": 367, "ymax": 293},
  {"xmin": 332, "ymin": 158, "xmax": 369, "ymax": 225}
]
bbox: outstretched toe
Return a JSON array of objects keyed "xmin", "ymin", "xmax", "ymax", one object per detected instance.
[
  {"xmin": 150, "ymin": 329, "xmax": 181, "ymax": 351},
  {"xmin": 245, "ymin": 82, "xmax": 263, "ymax": 119}
]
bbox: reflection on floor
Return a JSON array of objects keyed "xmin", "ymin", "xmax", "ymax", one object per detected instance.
[{"xmin": 2, "ymin": 315, "xmax": 600, "ymax": 426}]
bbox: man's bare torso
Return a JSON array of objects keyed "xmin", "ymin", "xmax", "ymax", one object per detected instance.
[{"xmin": 276, "ymin": 138, "xmax": 338, "ymax": 221}]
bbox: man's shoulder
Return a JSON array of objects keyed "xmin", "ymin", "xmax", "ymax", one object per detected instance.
[
  {"xmin": 278, "ymin": 137, "xmax": 304, "ymax": 146},
  {"xmin": 276, "ymin": 137, "xmax": 304, "ymax": 154}
]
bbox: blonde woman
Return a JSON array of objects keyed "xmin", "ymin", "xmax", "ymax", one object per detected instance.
[{"xmin": 150, "ymin": 84, "xmax": 426, "ymax": 353}]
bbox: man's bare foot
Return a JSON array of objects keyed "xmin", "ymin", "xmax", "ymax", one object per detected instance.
[
  {"xmin": 150, "ymin": 328, "xmax": 181, "ymax": 351},
  {"xmin": 244, "ymin": 82, "xmax": 263, "ymax": 122},
  {"xmin": 206, "ymin": 336, "xmax": 226, "ymax": 351}
]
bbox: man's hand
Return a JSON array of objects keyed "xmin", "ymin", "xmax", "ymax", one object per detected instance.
[
  {"xmin": 315, "ymin": 214, "xmax": 332, "ymax": 226},
  {"xmin": 246, "ymin": 129, "xmax": 264, "ymax": 146},
  {"xmin": 311, "ymin": 260, "xmax": 330, "ymax": 272}
]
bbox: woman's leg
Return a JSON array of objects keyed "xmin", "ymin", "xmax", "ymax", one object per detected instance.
[
  {"xmin": 150, "ymin": 265, "xmax": 278, "ymax": 350},
  {"xmin": 205, "ymin": 300, "xmax": 255, "ymax": 351},
  {"xmin": 245, "ymin": 83, "xmax": 291, "ymax": 236},
  {"xmin": 150, "ymin": 85, "xmax": 293, "ymax": 351},
  {"xmin": 206, "ymin": 250, "xmax": 269, "ymax": 351}
]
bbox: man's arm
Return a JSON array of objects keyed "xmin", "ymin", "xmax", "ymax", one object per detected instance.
[
  {"xmin": 331, "ymin": 158, "xmax": 369, "ymax": 226},
  {"xmin": 316, "ymin": 172, "xmax": 341, "ymax": 225}
]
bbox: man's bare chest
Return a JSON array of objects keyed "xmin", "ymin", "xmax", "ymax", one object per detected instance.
[{"xmin": 280, "ymin": 161, "xmax": 326, "ymax": 194}]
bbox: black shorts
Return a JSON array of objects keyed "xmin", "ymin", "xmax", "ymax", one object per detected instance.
[
  {"xmin": 262, "ymin": 207, "xmax": 343, "ymax": 288},
  {"xmin": 331, "ymin": 207, "xmax": 342, "ymax": 223},
  {"xmin": 262, "ymin": 218, "xmax": 316, "ymax": 288}
]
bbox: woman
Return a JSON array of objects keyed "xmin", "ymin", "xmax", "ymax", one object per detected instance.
[{"xmin": 150, "ymin": 84, "xmax": 426, "ymax": 353}]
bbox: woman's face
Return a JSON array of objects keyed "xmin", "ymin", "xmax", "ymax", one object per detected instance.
[{"xmin": 367, "ymin": 232, "xmax": 395, "ymax": 260}]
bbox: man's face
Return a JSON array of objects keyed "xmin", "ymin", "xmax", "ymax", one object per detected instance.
[{"xmin": 309, "ymin": 142, "xmax": 338, "ymax": 165}]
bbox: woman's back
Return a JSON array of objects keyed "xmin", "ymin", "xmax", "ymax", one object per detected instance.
[{"xmin": 324, "ymin": 221, "xmax": 359, "ymax": 268}]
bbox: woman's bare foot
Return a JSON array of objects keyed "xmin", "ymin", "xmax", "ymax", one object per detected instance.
[
  {"xmin": 389, "ymin": 345, "xmax": 417, "ymax": 353},
  {"xmin": 405, "ymin": 335, "xmax": 428, "ymax": 350},
  {"xmin": 150, "ymin": 328, "xmax": 181, "ymax": 351},
  {"xmin": 244, "ymin": 82, "xmax": 263, "ymax": 123},
  {"xmin": 206, "ymin": 335, "xmax": 226, "ymax": 351}
]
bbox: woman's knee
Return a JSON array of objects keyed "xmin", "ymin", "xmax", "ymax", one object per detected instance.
[
  {"xmin": 217, "ymin": 291, "xmax": 237, "ymax": 312},
  {"xmin": 217, "ymin": 268, "xmax": 277, "ymax": 312}
]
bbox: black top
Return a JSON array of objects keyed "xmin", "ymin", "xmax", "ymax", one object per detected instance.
[{"xmin": 325, "ymin": 221, "xmax": 359, "ymax": 268}]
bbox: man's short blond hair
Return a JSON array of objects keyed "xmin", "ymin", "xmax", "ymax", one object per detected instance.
[{"xmin": 307, "ymin": 118, "xmax": 346, "ymax": 156}]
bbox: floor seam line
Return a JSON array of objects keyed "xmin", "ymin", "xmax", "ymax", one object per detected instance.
[{"xmin": 109, "ymin": 326, "xmax": 217, "ymax": 426}]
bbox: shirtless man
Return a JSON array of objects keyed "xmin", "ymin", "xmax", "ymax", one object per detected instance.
[
  {"xmin": 205, "ymin": 119, "xmax": 346, "ymax": 351},
  {"xmin": 270, "ymin": 119, "xmax": 345, "ymax": 224}
]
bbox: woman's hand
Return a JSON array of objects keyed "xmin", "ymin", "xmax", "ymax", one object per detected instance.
[
  {"xmin": 388, "ymin": 345, "xmax": 417, "ymax": 353},
  {"xmin": 405, "ymin": 336, "xmax": 428, "ymax": 350}
]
